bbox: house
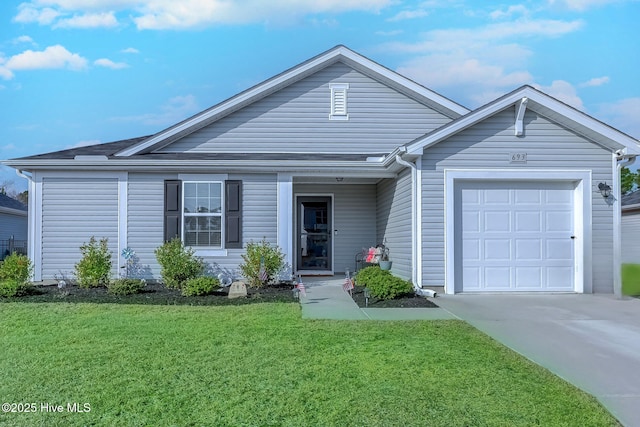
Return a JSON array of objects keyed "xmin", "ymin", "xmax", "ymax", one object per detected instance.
[
  {"xmin": 4, "ymin": 45, "xmax": 640, "ymax": 294},
  {"xmin": 0, "ymin": 193, "xmax": 28, "ymax": 260},
  {"xmin": 622, "ymin": 190, "xmax": 640, "ymax": 265}
]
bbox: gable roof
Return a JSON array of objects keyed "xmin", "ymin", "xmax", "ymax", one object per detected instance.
[
  {"xmin": 0, "ymin": 193, "xmax": 27, "ymax": 216},
  {"xmin": 405, "ymin": 85, "xmax": 640, "ymax": 156},
  {"xmin": 115, "ymin": 45, "xmax": 470, "ymax": 157}
]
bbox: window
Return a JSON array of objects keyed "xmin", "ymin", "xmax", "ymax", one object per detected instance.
[
  {"xmin": 183, "ymin": 182, "xmax": 223, "ymax": 247},
  {"xmin": 329, "ymin": 83, "xmax": 349, "ymax": 120}
]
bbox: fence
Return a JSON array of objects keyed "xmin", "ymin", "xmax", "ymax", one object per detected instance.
[{"xmin": 0, "ymin": 236, "xmax": 28, "ymax": 261}]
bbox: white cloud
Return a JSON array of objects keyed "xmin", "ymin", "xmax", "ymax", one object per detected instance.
[
  {"xmin": 5, "ymin": 45, "xmax": 88, "ymax": 73},
  {"xmin": 111, "ymin": 95, "xmax": 199, "ymax": 127},
  {"xmin": 596, "ymin": 97, "xmax": 640, "ymax": 139},
  {"xmin": 121, "ymin": 47, "xmax": 139, "ymax": 54},
  {"xmin": 13, "ymin": 35, "xmax": 36, "ymax": 45},
  {"xmin": 547, "ymin": 0, "xmax": 626, "ymax": 11},
  {"xmin": 534, "ymin": 80, "xmax": 585, "ymax": 110},
  {"xmin": 13, "ymin": 4, "xmax": 61, "ymax": 25},
  {"xmin": 580, "ymin": 76, "xmax": 610, "ymax": 87},
  {"xmin": 387, "ymin": 9, "xmax": 429, "ymax": 22},
  {"xmin": 13, "ymin": 0, "xmax": 393, "ymax": 30},
  {"xmin": 94, "ymin": 58, "xmax": 128, "ymax": 69},
  {"xmin": 384, "ymin": 17, "xmax": 583, "ymax": 107},
  {"xmin": 490, "ymin": 5, "xmax": 529, "ymax": 19},
  {"xmin": 54, "ymin": 11, "xmax": 118, "ymax": 28}
]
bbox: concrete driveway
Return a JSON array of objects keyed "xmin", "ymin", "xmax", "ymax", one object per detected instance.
[{"xmin": 435, "ymin": 294, "xmax": 640, "ymax": 427}]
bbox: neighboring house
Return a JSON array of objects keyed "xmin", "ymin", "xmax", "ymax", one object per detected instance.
[
  {"xmin": 4, "ymin": 45, "xmax": 640, "ymax": 294},
  {"xmin": 0, "ymin": 193, "xmax": 28, "ymax": 260},
  {"xmin": 622, "ymin": 190, "xmax": 640, "ymax": 265}
]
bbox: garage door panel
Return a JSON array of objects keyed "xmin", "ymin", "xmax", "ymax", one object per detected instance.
[
  {"xmin": 515, "ymin": 267, "xmax": 542, "ymax": 287},
  {"xmin": 484, "ymin": 267, "xmax": 510, "ymax": 288},
  {"xmin": 485, "ymin": 211, "xmax": 510, "ymax": 231},
  {"xmin": 485, "ymin": 239, "xmax": 511, "ymax": 260},
  {"xmin": 515, "ymin": 211, "xmax": 541, "ymax": 232},
  {"xmin": 516, "ymin": 239, "xmax": 542, "ymax": 260},
  {"xmin": 458, "ymin": 180, "xmax": 575, "ymax": 292}
]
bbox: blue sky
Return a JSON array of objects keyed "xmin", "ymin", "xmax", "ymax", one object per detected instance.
[{"xmin": 1, "ymin": 0, "xmax": 639, "ymax": 192}]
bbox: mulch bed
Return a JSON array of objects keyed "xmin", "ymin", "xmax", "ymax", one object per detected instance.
[
  {"xmin": 2, "ymin": 282, "xmax": 297, "ymax": 306},
  {"xmin": 350, "ymin": 286, "xmax": 438, "ymax": 308}
]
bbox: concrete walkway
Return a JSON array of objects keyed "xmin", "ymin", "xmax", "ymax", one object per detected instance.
[
  {"xmin": 434, "ymin": 294, "xmax": 640, "ymax": 427},
  {"xmin": 298, "ymin": 277, "xmax": 455, "ymax": 321},
  {"xmin": 298, "ymin": 278, "xmax": 640, "ymax": 425}
]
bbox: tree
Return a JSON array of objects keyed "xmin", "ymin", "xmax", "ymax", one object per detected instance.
[{"xmin": 621, "ymin": 167, "xmax": 636, "ymax": 195}]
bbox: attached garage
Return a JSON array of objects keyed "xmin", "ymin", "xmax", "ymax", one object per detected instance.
[{"xmin": 445, "ymin": 170, "xmax": 591, "ymax": 294}]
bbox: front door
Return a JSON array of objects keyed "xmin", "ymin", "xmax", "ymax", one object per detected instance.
[{"xmin": 296, "ymin": 196, "xmax": 332, "ymax": 272}]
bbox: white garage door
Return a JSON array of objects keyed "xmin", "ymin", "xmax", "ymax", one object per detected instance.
[{"xmin": 457, "ymin": 180, "xmax": 575, "ymax": 292}]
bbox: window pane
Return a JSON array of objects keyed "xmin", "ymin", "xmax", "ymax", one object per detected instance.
[
  {"xmin": 184, "ymin": 183, "xmax": 196, "ymax": 197},
  {"xmin": 184, "ymin": 197, "xmax": 196, "ymax": 213}
]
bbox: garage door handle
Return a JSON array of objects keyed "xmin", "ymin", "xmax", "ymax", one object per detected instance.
[{"xmin": 570, "ymin": 236, "xmax": 576, "ymax": 239}]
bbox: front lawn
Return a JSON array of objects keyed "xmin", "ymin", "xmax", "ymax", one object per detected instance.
[{"xmin": 0, "ymin": 303, "xmax": 617, "ymax": 426}]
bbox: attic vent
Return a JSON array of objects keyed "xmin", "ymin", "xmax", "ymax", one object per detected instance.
[{"xmin": 330, "ymin": 83, "xmax": 349, "ymax": 120}]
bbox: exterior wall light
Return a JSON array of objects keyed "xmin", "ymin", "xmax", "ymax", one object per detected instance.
[{"xmin": 598, "ymin": 182, "xmax": 612, "ymax": 199}]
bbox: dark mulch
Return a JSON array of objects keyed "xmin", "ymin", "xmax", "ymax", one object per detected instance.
[
  {"xmin": 350, "ymin": 286, "xmax": 438, "ymax": 308},
  {"xmin": 1, "ymin": 282, "xmax": 297, "ymax": 306}
]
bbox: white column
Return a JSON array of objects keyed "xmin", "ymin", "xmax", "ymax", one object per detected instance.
[{"xmin": 277, "ymin": 173, "xmax": 294, "ymax": 267}]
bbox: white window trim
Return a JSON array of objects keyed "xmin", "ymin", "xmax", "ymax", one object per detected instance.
[
  {"xmin": 179, "ymin": 174, "xmax": 228, "ymax": 256},
  {"xmin": 329, "ymin": 83, "xmax": 349, "ymax": 120}
]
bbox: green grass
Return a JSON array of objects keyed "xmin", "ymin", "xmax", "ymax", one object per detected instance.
[
  {"xmin": 622, "ymin": 263, "xmax": 640, "ymax": 296},
  {"xmin": 0, "ymin": 303, "xmax": 617, "ymax": 426}
]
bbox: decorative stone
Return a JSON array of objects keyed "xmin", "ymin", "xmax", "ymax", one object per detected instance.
[{"xmin": 228, "ymin": 281, "xmax": 247, "ymax": 299}]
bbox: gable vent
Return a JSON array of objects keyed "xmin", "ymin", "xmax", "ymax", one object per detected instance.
[{"xmin": 330, "ymin": 83, "xmax": 349, "ymax": 120}]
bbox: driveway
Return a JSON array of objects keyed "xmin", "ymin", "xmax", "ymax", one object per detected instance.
[{"xmin": 435, "ymin": 294, "xmax": 640, "ymax": 427}]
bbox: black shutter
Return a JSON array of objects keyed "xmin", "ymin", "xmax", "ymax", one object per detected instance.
[
  {"xmin": 164, "ymin": 180, "xmax": 182, "ymax": 242},
  {"xmin": 225, "ymin": 180, "xmax": 242, "ymax": 249}
]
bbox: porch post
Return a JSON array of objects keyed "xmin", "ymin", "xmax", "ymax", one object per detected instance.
[{"xmin": 277, "ymin": 173, "xmax": 294, "ymax": 268}]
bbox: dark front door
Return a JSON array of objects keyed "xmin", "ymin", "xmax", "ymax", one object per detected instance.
[{"xmin": 297, "ymin": 196, "xmax": 332, "ymax": 272}]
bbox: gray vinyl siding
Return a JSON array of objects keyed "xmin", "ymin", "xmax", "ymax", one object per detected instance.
[
  {"xmin": 294, "ymin": 183, "xmax": 376, "ymax": 274},
  {"xmin": 622, "ymin": 212, "xmax": 640, "ymax": 264},
  {"xmin": 376, "ymin": 170, "xmax": 412, "ymax": 280},
  {"xmin": 421, "ymin": 107, "xmax": 614, "ymax": 292},
  {"xmin": 41, "ymin": 178, "xmax": 119, "ymax": 280},
  {"xmin": 159, "ymin": 62, "xmax": 451, "ymax": 155},
  {"xmin": 0, "ymin": 212, "xmax": 27, "ymax": 242},
  {"xmin": 127, "ymin": 173, "xmax": 277, "ymax": 280},
  {"xmin": 127, "ymin": 174, "xmax": 166, "ymax": 279}
]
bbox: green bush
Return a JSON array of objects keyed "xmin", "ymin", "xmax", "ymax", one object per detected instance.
[
  {"xmin": 0, "ymin": 252, "xmax": 33, "ymax": 283},
  {"xmin": 355, "ymin": 266, "xmax": 413, "ymax": 300},
  {"xmin": 622, "ymin": 263, "xmax": 640, "ymax": 296},
  {"xmin": 0, "ymin": 279, "xmax": 32, "ymax": 298},
  {"xmin": 182, "ymin": 276, "xmax": 220, "ymax": 296},
  {"xmin": 107, "ymin": 278, "xmax": 146, "ymax": 296},
  {"xmin": 239, "ymin": 238, "xmax": 285, "ymax": 288},
  {"xmin": 75, "ymin": 237, "xmax": 113, "ymax": 288},
  {"xmin": 154, "ymin": 238, "xmax": 205, "ymax": 289}
]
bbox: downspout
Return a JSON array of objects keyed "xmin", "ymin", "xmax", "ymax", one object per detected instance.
[
  {"xmin": 394, "ymin": 154, "xmax": 437, "ymax": 298},
  {"xmin": 614, "ymin": 152, "xmax": 636, "ymax": 298}
]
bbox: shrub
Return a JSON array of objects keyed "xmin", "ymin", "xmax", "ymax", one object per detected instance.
[
  {"xmin": 239, "ymin": 238, "xmax": 285, "ymax": 288},
  {"xmin": 182, "ymin": 276, "xmax": 220, "ymax": 296},
  {"xmin": 107, "ymin": 278, "xmax": 146, "ymax": 296},
  {"xmin": 0, "ymin": 279, "xmax": 32, "ymax": 298},
  {"xmin": 355, "ymin": 266, "xmax": 413, "ymax": 300},
  {"xmin": 154, "ymin": 238, "xmax": 205, "ymax": 289},
  {"xmin": 0, "ymin": 252, "xmax": 33, "ymax": 283},
  {"xmin": 75, "ymin": 237, "xmax": 113, "ymax": 288}
]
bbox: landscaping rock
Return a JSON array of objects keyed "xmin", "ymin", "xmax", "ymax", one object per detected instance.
[{"xmin": 228, "ymin": 281, "xmax": 247, "ymax": 299}]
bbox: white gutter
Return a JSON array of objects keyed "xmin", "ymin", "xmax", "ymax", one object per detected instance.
[{"xmin": 614, "ymin": 152, "xmax": 637, "ymax": 298}]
